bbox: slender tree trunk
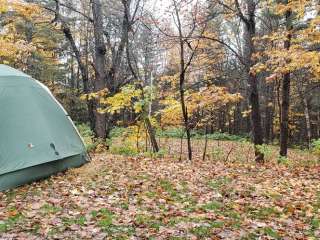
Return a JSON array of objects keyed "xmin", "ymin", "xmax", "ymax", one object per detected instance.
[
  {"xmin": 279, "ymin": 7, "xmax": 292, "ymax": 157},
  {"xmin": 202, "ymin": 125, "xmax": 208, "ymax": 161},
  {"xmin": 298, "ymin": 90, "xmax": 312, "ymax": 148},
  {"xmin": 242, "ymin": 0, "xmax": 264, "ymax": 162},
  {"xmin": 265, "ymin": 84, "xmax": 274, "ymax": 143},
  {"xmin": 70, "ymin": 54, "xmax": 75, "ymax": 88},
  {"xmin": 145, "ymin": 117, "xmax": 159, "ymax": 152},
  {"xmin": 317, "ymin": 109, "xmax": 320, "ymax": 138},
  {"xmin": 91, "ymin": 0, "xmax": 107, "ymax": 139},
  {"xmin": 174, "ymin": 0, "xmax": 192, "ymax": 160},
  {"xmin": 61, "ymin": 23, "xmax": 95, "ymax": 130},
  {"xmin": 179, "ymin": 84, "xmax": 192, "ymax": 161},
  {"xmin": 303, "ymin": 97, "xmax": 312, "ymax": 148}
]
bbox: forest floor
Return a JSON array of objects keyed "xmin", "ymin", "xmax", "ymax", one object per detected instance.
[{"xmin": 0, "ymin": 139, "xmax": 320, "ymax": 239}]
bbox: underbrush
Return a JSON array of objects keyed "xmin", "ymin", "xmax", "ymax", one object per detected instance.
[
  {"xmin": 312, "ymin": 139, "xmax": 320, "ymax": 159},
  {"xmin": 76, "ymin": 124, "xmax": 318, "ymax": 165},
  {"xmin": 157, "ymin": 127, "xmax": 248, "ymax": 141},
  {"xmin": 76, "ymin": 123, "xmax": 108, "ymax": 152}
]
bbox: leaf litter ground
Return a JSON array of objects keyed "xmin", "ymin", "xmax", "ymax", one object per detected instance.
[{"xmin": 0, "ymin": 139, "xmax": 320, "ymax": 239}]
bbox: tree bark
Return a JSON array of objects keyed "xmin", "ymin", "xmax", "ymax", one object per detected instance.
[
  {"xmin": 303, "ymin": 97, "xmax": 312, "ymax": 148},
  {"xmin": 91, "ymin": 0, "xmax": 107, "ymax": 139},
  {"xmin": 265, "ymin": 84, "xmax": 274, "ymax": 143},
  {"xmin": 279, "ymin": 6, "xmax": 292, "ymax": 157},
  {"xmin": 144, "ymin": 117, "xmax": 159, "ymax": 152},
  {"xmin": 242, "ymin": 0, "xmax": 264, "ymax": 162},
  {"xmin": 173, "ymin": 0, "xmax": 192, "ymax": 161}
]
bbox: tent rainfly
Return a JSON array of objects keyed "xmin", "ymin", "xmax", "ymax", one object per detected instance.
[{"xmin": 0, "ymin": 64, "xmax": 88, "ymax": 191}]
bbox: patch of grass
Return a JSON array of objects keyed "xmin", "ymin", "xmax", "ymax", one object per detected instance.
[
  {"xmin": 311, "ymin": 217, "xmax": 320, "ymax": 230},
  {"xmin": 135, "ymin": 214, "xmax": 162, "ymax": 230},
  {"xmin": 159, "ymin": 179, "xmax": 181, "ymax": 200},
  {"xmin": 91, "ymin": 208, "xmax": 115, "ymax": 229},
  {"xmin": 104, "ymin": 225, "xmax": 135, "ymax": 237},
  {"xmin": 119, "ymin": 202, "xmax": 129, "ymax": 210},
  {"xmin": 240, "ymin": 232, "xmax": 259, "ymax": 240},
  {"xmin": 313, "ymin": 191, "xmax": 320, "ymax": 210},
  {"xmin": 145, "ymin": 191, "xmax": 157, "ymax": 198},
  {"xmin": 263, "ymin": 227, "xmax": 281, "ymax": 239},
  {"xmin": 263, "ymin": 190, "xmax": 282, "ymax": 201},
  {"xmin": 201, "ymin": 201, "xmax": 223, "ymax": 211},
  {"xmin": 4, "ymin": 190, "xmax": 17, "ymax": 203},
  {"xmin": 41, "ymin": 203, "xmax": 61, "ymax": 214},
  {"xmin": 247, "ymin": 206, "xmax": 281, "ymax": 220},
  {"xmin": 30, "ymin": 223, "xmax": 41, "ymax": 234},
  {"xmin": 223, "ymin": 209, "xmax": 241, "ymax": 220},
  {"xmin": 110, "ymin": 146, "xmax": 138, "ymax": 156},
  {"xmin": 0, "ymin": 211, "xmax": 24, "ymax": 233},
  {"xmin": 210, "ymin": 147, "xmax": 224, "ymax": 161},
  {"xmin": 241, "ymin": 227, "xmax": 281, "ymax": 239},
  {"xmin": 210, "ymin": 221, "xmax": 224, "ymax": 228},
  {"xmin": 62, "ymin": 215, "xmax": 86, "ymax": 226},
  {"xmin": 143, "ymin": 149, "xmax": 167, "ymax": 158},
  {"xmin": 208, "ymin": 176, "xmax": 232, "ymax": 191},
  {"xmin": 190, "ymin": 225, "xmax": 213, "ymax": 238},
  {"xmin": 169, "ymin": 216, "xmax": 193, "ymax": 225},
  {"xmin": 169, "ymin": 237, "xmax": 188, "ymax": 240}
]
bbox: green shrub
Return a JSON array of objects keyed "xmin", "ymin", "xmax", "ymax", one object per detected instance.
[
  {"xmin": 110, "ymin": 145, "xmax": 138, "ymax": 156},
  {"xmin": 157, "ymin": 127, "xmax": 185, "ymax": 138},
  {"xmin": 76, "ymin": 123, "xmax": 95, "ymax": 151},
  {"xmin": 143, "ymin": 149, "xmax": 167, "ymax": 158},
  {"xmin": 256, "ymin": 144, "xmax": 272, "ymax": 159},
  {"xmin": 210, "ymin": 147, "xmax": 224, "ymax": 161},
  {"xmin": 311, "ymin": 139, "xmax": 320, "ymax": 159},
  {"xmin": 157, "ymin": 127, "xmax": 247, "ymax": 141},
  {"xmin": 109, "ymin": 127, "xmax": 126, "ymax": 138},
  {"xmin": 206, "ymin": 132, "xmax": 247, "ymax": 141}
]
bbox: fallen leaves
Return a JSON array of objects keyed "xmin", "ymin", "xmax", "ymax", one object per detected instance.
[{"xmin": 0, "ymin": 149, "xmax": 319, "ymax": 239}]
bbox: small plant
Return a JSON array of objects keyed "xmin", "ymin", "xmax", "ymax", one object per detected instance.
[
  {"xmin": 109, "ymin": 127, "xmax": 126, "ymax": 138},
  {"xmin": 256, "ymin": 144, "xmax": 272, "ymax": 160},
  {"xmin": 201, "ymin": 201, "xmax": 223, "ymax": 211},
  {"xmin": 190, "ymin": 225, "xmax": 213, "ymax": 238},
  {"xmin": 277, "ymin": 155, "xmax": 289, "ymax": 165},
  {"xmin": 76, "ymin": 123, "xmax": 96, "ymax": 151},
  {"xmin": 110, "ymin": 145, "xmax": 138, "ymax": 156},
  {"xmin": 311, "ymin": 139, "xmax": 320, "ymax": 159},
  {"xmin": 157, "ymin": 127, "xmax": 185, "ymax": 138},
  {"xmin": 210, "ymin": 146, "xmax": 224, "ymax": 161},
  {"xmin": 143, "ymin": 149, "xmax": 167, "ymax": 158}
]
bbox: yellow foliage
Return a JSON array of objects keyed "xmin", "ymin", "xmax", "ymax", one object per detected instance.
[
  {"xmin": 253, "ymin": 1, "xmax": 320, "ymax": 82},
  {"xmin": 160, "ymin": 86, "xmax": 242, "ymax": 127}
]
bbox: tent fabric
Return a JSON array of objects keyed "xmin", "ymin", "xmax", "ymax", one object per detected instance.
[
  {"xmin": 0, "ymin": 65, "xmax": 88, "ymax": 191},
  {"xmin": 0, "ymin": 155, "xmax": 86, "ymax": 191}
]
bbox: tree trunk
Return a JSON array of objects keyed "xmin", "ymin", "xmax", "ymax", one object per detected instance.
[
  {"xmin": 179, "ymin": 82, "xmax": 192, "ymax": 161},
  {"xmin": 265, "ymin": 84, "xmax": 274, "ymax": 143},
  {"xmin": 61, "ymin": 23, "xmax": 95, "ymax": 131},
  {"xmin": 91, "ymin": 0, "xmax": 107, "ymax": 139},
  {"xmin": 70, "ymin": 54, "xmax": 75, "ymax": 88},
  {"xmin": 144, "ymin": 117, "xmax": 159, "ymax": 153},
  {"xmin": 242, "ymin": 0, "xmax": 264, "ymax": 162},
  {"xmin": 279, "ymin": 7, "xmax": 292, "ymax": 157},
  {"xmin": 303, "ymin": 97, "xmax": 312, "ymax": 148},
  {"xmin": 173, "ymin": 0, "xmax": 192, "ymax": 161}
]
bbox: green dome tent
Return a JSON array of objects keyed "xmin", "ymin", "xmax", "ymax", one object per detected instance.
[{"xmin": 0, "ymin": 64, "xmax": 88, "ymax": 191}]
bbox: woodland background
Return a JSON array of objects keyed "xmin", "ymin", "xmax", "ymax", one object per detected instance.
[
  {"xmin": 1, "ymin": 0, "xmax": 319, "ymax": 162},
  {"xmin": 0, "ymin": 0, "xmax": 320, "ymax": 238}
]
